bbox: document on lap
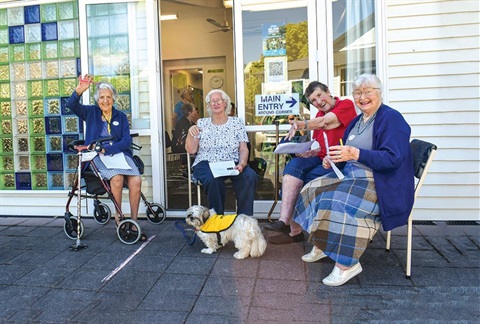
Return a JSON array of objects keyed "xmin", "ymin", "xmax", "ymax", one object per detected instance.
[
  {"xmin": 209, "ymin": 160, "xmax": 240, "ymax": 178},
  {"xmin": 323, "ymin": 133, "xmax": 345, "ymax": 180},
  {"xmin": 99, "ymin": 152, "xmax": 132, "ymax": 169},
  {"xmin": 273, "ymin": 140, "xmax": 315, "ymax": 154}
]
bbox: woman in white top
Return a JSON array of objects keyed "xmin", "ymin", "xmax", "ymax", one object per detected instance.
[{"xmin": 186, "ymin": 89, "xmax": 258, "ymax": 216}]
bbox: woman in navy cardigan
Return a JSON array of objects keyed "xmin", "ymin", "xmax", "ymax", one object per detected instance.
[
  {"xmin": 67, "ymin": 75, "xmax": 146, "ymax": 240},
  {"xmin": 290, "ymin": 74, "xmax": 414, "ymax": 286}
]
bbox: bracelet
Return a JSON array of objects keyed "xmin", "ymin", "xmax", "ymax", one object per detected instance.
[{"xmin": 304, "ymin": 119, "xmax": 308, "ymax": 130}]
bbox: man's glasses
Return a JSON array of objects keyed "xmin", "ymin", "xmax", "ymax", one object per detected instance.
[{"xmin": 351, "ymin": 88, "xmax": 380, "ymax": 99}]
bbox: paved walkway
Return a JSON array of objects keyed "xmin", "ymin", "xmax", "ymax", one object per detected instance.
[{"xmin": 0, "ymin": 216, "xmax": 479, "ymax": 323}]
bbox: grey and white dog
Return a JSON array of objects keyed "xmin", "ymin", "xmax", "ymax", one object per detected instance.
[{"xmin": 185, "ymin": 205, "xmax": 267, "ymax": 259}]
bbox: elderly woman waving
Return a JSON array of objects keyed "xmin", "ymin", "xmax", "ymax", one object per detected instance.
[
  {"xmin": 290, "ymin": 74, "xmax": 414, "ymax": 286},
  {"xmin": 186, "ymin": 89, "xmax": 258, "ymax": 216}
]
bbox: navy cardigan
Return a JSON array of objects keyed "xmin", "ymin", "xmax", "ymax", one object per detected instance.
[
  {"xmin": 342, "ymin": 104, "xmax": 414, "ymax": 231},
  {"xmin": 67, "ymin": 91, "xmax": 133, "ymax": 158}
]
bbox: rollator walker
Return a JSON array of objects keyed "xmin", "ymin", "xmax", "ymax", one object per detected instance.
[{"xmin": 63, "ymin": 135, "xmax": 166, "ymax": 248}]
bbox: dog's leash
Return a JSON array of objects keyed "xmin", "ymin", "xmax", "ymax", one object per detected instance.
[{"xmin": 175, "ymin": 219, "xmax": 197, "ymax": 245}]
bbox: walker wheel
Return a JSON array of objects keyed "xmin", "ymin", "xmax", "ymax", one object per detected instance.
[
  {"xmin": 117, "ymin": 219, "xmax": 141, "ymax": 244},
  {"xmin": 146, "ymin": 203, "xmax": 166, "ymax": 224},
  {"xmin": 64, "ymin": 216, "xmax": 85, "ymax": 240},
  {"xmin": 93, "ymin": 202, "xmax": 111, "ymax": 225}
]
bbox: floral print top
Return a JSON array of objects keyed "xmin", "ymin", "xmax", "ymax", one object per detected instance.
[{"xmin": 192, "ymin": 116, "xmax": 249, "ymax": 167}]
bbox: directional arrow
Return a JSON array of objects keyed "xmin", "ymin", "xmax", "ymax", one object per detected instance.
[{"xmin": 286, "ymin": 96, "xmax": 297, "ymax": 108}]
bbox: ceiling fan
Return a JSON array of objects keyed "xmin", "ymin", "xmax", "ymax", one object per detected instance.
[{"xmin": 206, "ymin": 10, "xmax": 232, "ymax": 32}]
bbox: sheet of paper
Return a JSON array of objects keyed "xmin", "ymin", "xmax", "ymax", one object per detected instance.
[
  {"xmin": 323, "ymin": 133, "xmax": 345, "ymax": 179},
  {"xmin": 209, "ymin": 160, "xmax": 240, "ymax": 178},
  {"xmin": 273, "ymin": 140, "xmax": 315, "ymax": 154},
  {"xmin": 99, "ymin": 152, "xmax": 132, "ymax": 170}
]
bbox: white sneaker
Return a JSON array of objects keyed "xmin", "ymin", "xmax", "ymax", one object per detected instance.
[
  {"xmin": 322, "ymin": 263, "xmax": 362, "ymax": 286},
  {"xmin": 301, "ymin": 246, "xmax": 327, "ymax": 263}
]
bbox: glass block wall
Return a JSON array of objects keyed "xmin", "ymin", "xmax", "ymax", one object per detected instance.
[{"xmin": 0, "ymin": 2, "xmax": 83, "ymax": 190}]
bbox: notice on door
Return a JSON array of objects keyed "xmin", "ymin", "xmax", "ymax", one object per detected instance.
[{"xmin": 254, "ymin": 93, "xmax": 299, "ymax": 116}]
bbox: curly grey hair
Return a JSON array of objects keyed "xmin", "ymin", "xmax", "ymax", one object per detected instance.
[
  {"xmin": 93, "ymin": 81, "xmax": 118, "ymax": 103},
  {"xmin": 352, "ymin": 74, "xmax": 383, "ymax": 95},
  {"xmin": 205, "ymin": 89, "xmax": 232, "ymax": 117}
]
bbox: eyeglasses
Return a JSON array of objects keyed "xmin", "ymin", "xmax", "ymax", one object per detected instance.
[
  {"xmin": 209, "ymin": 99, "xmax": 225, "ymax": 105},
  {"xmin": 352, "ymin": 88, "xmax": 380, "ymax": 99}
]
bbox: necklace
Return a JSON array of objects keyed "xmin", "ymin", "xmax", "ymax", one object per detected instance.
[
  {"xmin": 347, "ymin": 113, "xmax": 377, "ymax": 142},
  {"xmin": 102, "ymin": 112, "xmax": 112, "ymax": 134}
]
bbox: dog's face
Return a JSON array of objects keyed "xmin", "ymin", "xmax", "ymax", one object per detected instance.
[{"xmin": 185, "ymin": 205, "xmax": 213, "ymax": 229}]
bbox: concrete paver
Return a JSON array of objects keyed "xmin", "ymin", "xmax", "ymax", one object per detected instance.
[{"xmin": 0, "ymin": 216, "xmax": 479, "ymax": 323}]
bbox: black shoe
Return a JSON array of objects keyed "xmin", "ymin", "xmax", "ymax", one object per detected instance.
[
  {"xmin": 264, "ymin": 221, "xmax": 291, "ymax": 233},
  {"xmin": 268, "ymin": 232, "xmax": 304, "ymax": 245}
]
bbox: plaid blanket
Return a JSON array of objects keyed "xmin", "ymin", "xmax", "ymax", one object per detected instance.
[{"xmin": 293, "ymin": 163, "xmax": 381, "ymax": 266}]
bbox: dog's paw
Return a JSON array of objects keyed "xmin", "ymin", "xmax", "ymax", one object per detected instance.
[
  {"xmin": 201, "ymin": 247, "xmax": 215, "ymax": 254},
  {"xmin": 233, "ymin": 251, "xmax": 248, "ymax": 259}
]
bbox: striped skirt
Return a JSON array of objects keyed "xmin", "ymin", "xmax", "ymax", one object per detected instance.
[
  {"xmin": 293, "ymin": 163, "xmax": 381, "ymax": 266},
  {"xmin": 92, "ymin": 154, "xmax": 140, "ymax": 180}
]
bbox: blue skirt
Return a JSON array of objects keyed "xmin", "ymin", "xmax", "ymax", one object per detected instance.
[{"xmin": 293, "ymin": 163, "xmax": 381, "ymax": 266}]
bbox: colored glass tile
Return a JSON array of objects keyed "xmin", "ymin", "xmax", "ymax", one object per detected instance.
[
  {"xmin": 93, "ymin": 56, "xmax": 112, "ymax": 75},
  {"xmin": 47, "ymin": 153, "xmax": 63, "ymax": 171},
  {"xmin": 32, "ymin": 172, "xmax": 47, "ymax": 189},
  {"xmin": 110, "ymin": 35, "xmax": 128, "ymax": 54},
  {"xmin": 10, "ymin": 44, "xmax": 25, "ymax": 61},
  {"xmin": 0, "ymin": 82, "xmax": 10, "ymax": 99},
  {"xmin": 45, "ymin": 116, "xmax": 61, "ymax": 134},
  {"xmin": 113, "ymin": 55, "xmax": 129, "ymax": 75},
  {"xmin": 48, "ymin": 172, "xmax": 63, "ymax": 189},
  {"xmin": 60, "ymin": 59, "xmax": 76, "ymax": 77},
  {"xmin": 59, "ymin": 40, "xmax": 75, "ymax": 58},
  {"xmin": 0, "ymin": 28, "xmax": 8, "ymax": 45},
  {"xmin": 13, "ymin": 82, "xmax": 27, "ymax": 99},
  {"xmin": 0, "ymin": 9, "xmax": 7, "ymax": 27},
  {"xmin": 45, "ymin": 60, "xmax": 58, "ymax": 78},
  {"xmin": 1, "ymin": 173, "xmax": 15, "ymax": 189},
  {"xmin": 32, "ymin": 154, "xmax": 46, "ymax": 170},
  {"xmin": 0, "ymin": 64, "xmax": 9, "ymax": 80},
  {"xmin": 63, "ymin": 116, "xmax": 78, "ymax": 133},
  {"xmin": 15, "ymin": 100, "xmax": 27, "ymax": 116},
  {"xmin": 58, "ymin": 2, "xmax": 77, "ymax": 20},
  {"xmin": 47, "ymin": 135, "xmax": 62, "ymax": 151},
  {"xmin": 26, "ymin": 43, "xmax": 41, "ymax": 60},
  {"xmin": 31, "ymin": 135, "xmax": 45, "ymax": 152},
  {"xmin": 64, "ymin": 153, "xmax": 77, "ymax": 170},
  {"xmin": 42, "ymin": 41, "xmax": 58, "ymax": 59},
  {"xmin": 1, "ymin": 119, "xmax": 12, "ymax": 135},
  {"xmin": 8, "ymin": 26, "xmax": 25, "ymax": 44},
  {"xmin": 94, "ymin": 37, "xmax": 110, "ymax": 55},
  {"xmin": 12, "ymin": 63, "xmax": 26, "ymax": 80},
  {"xmin": 7, "ymin": 7, "xmax": 24, "ymax": 26},
  {"xmin": 30, "ymin": 118, "xmax": 45, "ymax": 134},
  {"xmin": 16, "ymin": 118, "xmax": 28, "ymax": 134},
  {"xmin": 17, "ymin": 136, "xmax": 29, "ymax": 152},
  {"xmin": 18, "ymin": 154, "xmax": 30, "ymax": 170},
  {"xmin": 110, "ymin": 3, "xmax": 127, "ymax": 15},
  {"xmin": 61, "ymin": 97, "xmax": 72, "ymax": 115},
  {"xmin": 110, "ymin": 15, "xmax": 128, "ymax": 35},
  {"xmin": 41, "ymin": 22, "xmax": 58, "ymax": 41},
  {"xmin": 61, "ymin": 78, "xmax": 76, "ymax": 96},
  {"xmin": 58, "ymin": 20, "xmax": 77, "ymax": 40},
  {"xmin": 24, "ymin": 5, "xmax": 41, "ymax": 24},
  {"xmin": 15, "ymin": 172, "xmax": 32, "ymax": 190},
  {"xmin": 45, "ymin": 79, "xmax": 59, "ymax": 97},
  {"xmin": 28, "ymin": 80, "xmax": 43, "ymax": 98},
  {"xmin": 46, "ymin": 98, "xmax": 60, "ymax": 115},
  {"xmin": 88, "ymin": 4, "xmax": 109, "ymax": 17},
  {"xmin": 0, "ymin": 46, "xmax": 8, "ymax": 63},
  {"xmin": 1, "ymin": 137, "xmax": 13, "ymax": 153},
  {"xmin": 62, "ymin": 134, "xmax": 79, "ymax": 152},
  {"xmin": 90, "ymin": 17, "xmax": 109, "ymax": 37},
  {"xmin": 41, "ymin": 4, "xmax": 57, "ymax": 23},
  {"xmin": 27, "ymin": 62, "xmax": 42, "ymax": 79},
  {"xmin": 116, "ymin": 94, "xmax": 130, "ymax": 111},
  {"xmin": 30, "ymin": 99, "xmax": 44, "ymax": 115},
  {"xmin": 65, "ymin": 172, "xmax": 76, "ymax": 188},
  {"xmin": 25, "ymin": 24, "xmax": 41, "ymax": 43},
  {"xmin": 1, "ymin": 101, "xmax": 10, "ymax": 116},
  {"xmin": 1, "ymin": 154, "xmax": 14, "ymax": 170}
]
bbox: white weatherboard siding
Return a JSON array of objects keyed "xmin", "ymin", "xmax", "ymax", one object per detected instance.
[{"xmin": 386, "ymin": 0, "xmax": 480, "ymax": 221}]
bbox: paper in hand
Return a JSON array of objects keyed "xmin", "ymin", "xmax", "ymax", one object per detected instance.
[
  {"xmin": 209, "ymin": 160, "xmax": 240, "ymax": 178},
  {"xmin": 323, "ymin": 133, "xmax": 345, "ymax": 179},
  {"xmin": 273, "ymin": 140, "xmax": 315, "ymax": 154}
]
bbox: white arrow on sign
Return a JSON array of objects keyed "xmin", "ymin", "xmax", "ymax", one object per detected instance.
[{"xmin": 254, "ymin": 93, "xmax": 300, "ymax": 116}]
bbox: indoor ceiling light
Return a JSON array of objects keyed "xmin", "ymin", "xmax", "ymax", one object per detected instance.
[{"xmin": 160, "ymin": 14, "xmax": 178, "ymax": 21}]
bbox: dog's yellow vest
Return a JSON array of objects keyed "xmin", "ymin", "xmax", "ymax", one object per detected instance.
[{"xmin": 200, "ymin": 214, "xmax": 237, "ymax": 233}]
